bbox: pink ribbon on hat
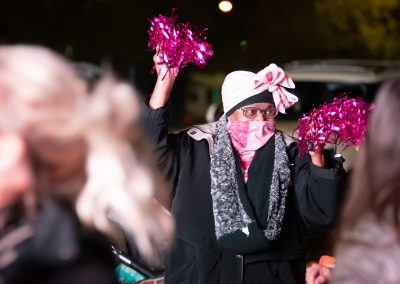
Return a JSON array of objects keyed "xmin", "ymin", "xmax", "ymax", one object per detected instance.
[{"xmin": 254, "ymin": 63, "xmax": 298, "ymax": 114}]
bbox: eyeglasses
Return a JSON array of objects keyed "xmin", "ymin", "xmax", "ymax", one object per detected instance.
[{"xmin": 240, "ymin": 106, "xmax": 278, "ymax": 119}]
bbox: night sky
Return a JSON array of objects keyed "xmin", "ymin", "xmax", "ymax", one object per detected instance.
[
  {"xmin": 0, "ymin": 0, "xmax": 339, "ymax": 74},
  {"xmin": 1, "ymin": 0, "xmax": 398, "ymax": 126}
]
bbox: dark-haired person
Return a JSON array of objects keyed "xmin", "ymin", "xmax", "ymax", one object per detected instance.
[
  {"xmin": 143, "ymin": 53, "xmax": 345, "ymax": 284},
  {"xmin": 336, "ymin": 76, "xmax": 400, "ymax": 283},
  {"xmin": 307, "ymin": 77, "xmax": 400, "ymax": 284}
]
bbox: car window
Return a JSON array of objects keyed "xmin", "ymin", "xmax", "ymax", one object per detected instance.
[{"xmin": 280, "ymin": 82, "xmax": 380, "ymax": 120}]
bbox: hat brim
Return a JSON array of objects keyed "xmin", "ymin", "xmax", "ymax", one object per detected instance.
[{"xmin": 225, "ymin": 90, "xmax": 274, "ymax": 117}]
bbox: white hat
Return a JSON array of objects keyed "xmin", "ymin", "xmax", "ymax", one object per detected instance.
[{"xmin": 221, "ymin": 63, "xmax": 298, "ymax": 115}]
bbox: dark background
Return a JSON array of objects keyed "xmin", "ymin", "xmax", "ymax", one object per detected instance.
[{"xmin": 2, "ymin": 0, "xmax": 399, "ymax": 126}]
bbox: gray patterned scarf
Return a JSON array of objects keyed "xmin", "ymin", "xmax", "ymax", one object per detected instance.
[{"xmin": 210, "ymin": 114, "xmax": 291, "ymax": 241}]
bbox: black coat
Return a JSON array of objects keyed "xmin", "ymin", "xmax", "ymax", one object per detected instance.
[
  {"xmin": 0, "ymin": 198, "xmax": 117, "ymax": 284},
  {"xmin": 143, "ymin": 101, "xmax": 345, "ymax": 284}
]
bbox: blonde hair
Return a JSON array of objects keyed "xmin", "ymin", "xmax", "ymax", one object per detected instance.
[{"xmin": 0, "ymin": 45, "xmax": 174, "ymax": 262}]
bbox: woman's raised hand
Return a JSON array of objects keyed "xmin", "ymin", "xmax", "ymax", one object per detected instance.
[{"xmin": 149, "ymin": 51, "xmax": 179, "ymax": 109}]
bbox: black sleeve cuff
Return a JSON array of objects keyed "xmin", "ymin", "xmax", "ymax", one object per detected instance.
[
  {"xmin": 309, "ymin": 150, "xmax": 345, "ymax": 179},
  {"xmin": 143, "ymin": 95, "xmax": 170, "ymax": 122}
]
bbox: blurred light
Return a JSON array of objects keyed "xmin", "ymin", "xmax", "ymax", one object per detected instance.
[
  {"xmin": 240, "ymin": 40, "xmax": 248, "ymax": 51},
  {"xmin": 183, "ymin": 113, "xmax": 194, "ymax": 125},
  {"xmin": 219, "ymin": 1, "xmax": 233, "ymax": 13}
]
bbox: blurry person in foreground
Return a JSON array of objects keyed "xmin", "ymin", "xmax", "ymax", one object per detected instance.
[
  {"xmin": 306, "ymin": 76, "xmax": 400, "ymax": 283},
  {"xmin": 0, "ymin": 45, "xmax": 173, "ymax": 284}
]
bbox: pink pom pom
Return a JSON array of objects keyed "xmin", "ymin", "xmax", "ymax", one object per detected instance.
[
  {"xmin": 147, "ymin": 10, "xmax": 213, "ymax": 70},
  {"xmin": 295, "ymin": 96, "xmax": 373, "ymax": 157}
]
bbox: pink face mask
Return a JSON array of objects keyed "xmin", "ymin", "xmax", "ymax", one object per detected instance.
[{"xmin": 227, "ymin": 120, "xmax": 275, "ymax": 182}]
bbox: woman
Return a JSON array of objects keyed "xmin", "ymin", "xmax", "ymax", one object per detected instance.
[
  {"xmin": 142, "ymin": 52, "xmax": 345, "ymax": 284},
  {"xmin": 0, "ymin": 45, "xmax": 174, "ymax": 283},
  {"xmin": 306, "ymin": 76, "xmax": 400, "ymax": 284},
  {"xmin": 332, "ymin": 76, "xmax": 400, "ymax": 283}
]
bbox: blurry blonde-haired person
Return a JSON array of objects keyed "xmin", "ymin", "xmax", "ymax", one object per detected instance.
[{"xmin": 0, "ymin": 45, "xmax": 174, "ymax": 284}]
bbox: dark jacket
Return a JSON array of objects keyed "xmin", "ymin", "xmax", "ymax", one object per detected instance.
[
  {"xmin": 0, "ymin": 198, "xmax": 117, "ymax": 284},
  {"xmin": 142, "ymin": 101, "xmax": 345, "ymax": 284}
]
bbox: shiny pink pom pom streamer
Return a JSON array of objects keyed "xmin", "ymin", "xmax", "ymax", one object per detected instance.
[
  {"xmin": 147, "ymin": 11, "xmax": 213, "ymax": 70},
  {"xmin": 295, "ymin": 96, "xmax": 372, "ymax": 157}
]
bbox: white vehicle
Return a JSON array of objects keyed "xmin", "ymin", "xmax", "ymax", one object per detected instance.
[{"xmin": 277, "ymin": 59, "xmax": 400, "ymax": 170}]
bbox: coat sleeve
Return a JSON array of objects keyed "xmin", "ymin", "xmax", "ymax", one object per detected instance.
[
  {"xmin": 141, "ymin": 97, "xmax": 183, "ymax": 196},
  {"xmin": 287, "ymin": 143, "xmax": 346, "ymax": 236}
]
